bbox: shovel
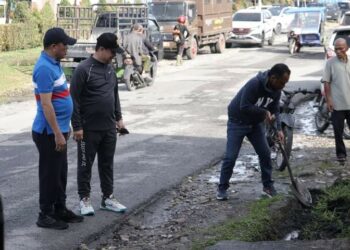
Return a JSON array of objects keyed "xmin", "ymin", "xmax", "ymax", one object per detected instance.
[{"xmin": 276, "ymin": 139, "xmax": 313, "ymax": 207}]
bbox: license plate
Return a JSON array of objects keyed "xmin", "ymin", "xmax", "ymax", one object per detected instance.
[{"xmin": 163, "ymin": 41, "xmax": 171, "ymax": 47}]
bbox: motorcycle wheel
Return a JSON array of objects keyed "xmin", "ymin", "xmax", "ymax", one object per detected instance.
[
  {"xmin": 315, "ymin": 99, "xmax": 330, "ymax": 133},
  {"xmin": 344, "ymin": 125, "xmax": 350, "ymax": 139},
  {"xmin": 125, "ymin": 74, "xmax": 136, "ymax": 91},
  {"xmin": 289, "ymin": 39, "xmax": 296, "ymax": 55},
  {"xmin": 186, "ymin": 37, "xmax": 198, "ymax": 60},
  {"xmin": 274, "ymin": 126, "xmax": 293, "ymax": 171}
]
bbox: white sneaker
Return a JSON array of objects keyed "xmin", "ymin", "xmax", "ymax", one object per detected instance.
[
  {"xmin": 79, "ymin": 197, "xmax": 95, "ymax": 216},
  {"xmin": 100, "ymin": 195, "xmax": 127, "ymax": 213}
]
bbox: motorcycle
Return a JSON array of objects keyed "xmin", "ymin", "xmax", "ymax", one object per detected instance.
[
  {"xmin": 314, "ymin": 82, "xmax": 350, "ymax": 139},
  {"xmin": 266, "ymin": 89, "xmax": 313, "ymax": 171},
  {"xmin": 115, "ymin": 51, "xmax": 157, "ymax": 91}
]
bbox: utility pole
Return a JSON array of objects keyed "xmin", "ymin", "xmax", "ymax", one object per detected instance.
[{"xmin": 258, "ymin": 0, "xmax": 262, "ymax": 9}]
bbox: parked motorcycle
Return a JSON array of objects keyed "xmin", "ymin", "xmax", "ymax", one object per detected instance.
[
  {"xmin": 266, "ymin": 89, "xmax": 313, "ymax": 171},
  {"xmin": 314, "ymin": 82, "xmax": 350, "ymax": 139},
  {"xmin": 116, "ymin": 52, "xmax": 157, "ymax": 91}
]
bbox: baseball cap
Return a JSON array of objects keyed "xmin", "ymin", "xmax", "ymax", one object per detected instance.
[
  {"xmin": 96, "ymin": 33, "xmax": 118, "ymax": 54},
  {"xmin": 43, "ymin": 27, "xmax": 77, "ymax": 47}
]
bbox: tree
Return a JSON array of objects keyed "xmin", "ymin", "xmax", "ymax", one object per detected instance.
[{"xmin": 80, "ymin": 0, "xmax": 91, "ymax": 7}]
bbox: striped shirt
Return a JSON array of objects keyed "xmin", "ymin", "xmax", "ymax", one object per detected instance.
[{"xmin": 32, "ymin": 51, "xmax": 73, "ymax": 134}]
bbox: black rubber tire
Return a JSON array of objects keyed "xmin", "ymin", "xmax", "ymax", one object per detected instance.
[
  {"xmin": 210, "ymin": 45, "xmax": 216, "ymax": 53},
  {"xmin": 289, "ymin": 39, "xmax": 296, "ymax": 55},
  {"xmin": 125, "ymin": 74, "xmax": 136, "ymax": 91},
  {"xmin": 186, "ymin": 37, "xmax": 198, "ymax": 60},
  {"xmin": 275, "ymin": 126, "xmax": 293, "ymax": 171},
  {"xmin": 315, "ymin": 99, "xmax": 330, "ymax": 133},
  {"xmin": 268, "ymin": 32, "xmax": 275, "ymax": 46},
  {"xmin": 215, "ymin": 33, "xmax": 226, "ymax": 53},
  {"xmin": 259, "ymin": 33, "xmax": 265, "ymax": 48},
  {"xmin": 344, "ymin": 125, "xmax": 350, "ymax": 139}
]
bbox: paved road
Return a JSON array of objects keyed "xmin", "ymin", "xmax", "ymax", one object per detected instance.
[{"xmin": 0, "ymin": 39, "xmax": 324, "ymax": 249}]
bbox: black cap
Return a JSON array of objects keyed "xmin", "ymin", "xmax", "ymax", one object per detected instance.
[
  {"xmin": 96, "ymin": 33, "xmax": 118, "ymax": 53},
  {"xmin": 43, "ymin": 27, "xmax": 77, "ymax": 47}
]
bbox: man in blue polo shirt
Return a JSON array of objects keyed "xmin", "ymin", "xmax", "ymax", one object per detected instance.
[{"xmin": 32, "ymin": 27, "xmax": 83, "ymax": 230}]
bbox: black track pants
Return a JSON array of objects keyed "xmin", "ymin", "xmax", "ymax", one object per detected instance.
[
  {"xmin": 32, "ymin": 131, "xmax": 68, "ymax": 214},
  {"xmin": 77, "ymin": 129, "xmax": 117, "ymax": 199}
]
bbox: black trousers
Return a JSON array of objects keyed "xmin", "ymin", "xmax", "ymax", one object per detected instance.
[
  {"xmin": 77, "ymin": 129, "xmax": 116, "ymax": 199},
  {"xmin": 32, "ymin": 131, "xmax": 68, "ymax": 214},
  {"xmin": 331, "ymin": 110, "xmax": 350, "ymax": 158}
]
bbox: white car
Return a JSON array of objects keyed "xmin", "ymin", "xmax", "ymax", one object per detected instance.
[
  {"xmin": 325, "ymin": 25, "xmax": 350, "ymax": 60},
  {"xmin": 227, "ymin": 9, "xmax": 275, "ymax": 47},
  {"xmin": 268, "ymin": 6, "xmax": 293, "ymax": 34}
]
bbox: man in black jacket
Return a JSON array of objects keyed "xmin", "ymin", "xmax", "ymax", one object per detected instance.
[
  {"xmin": 70, "ymin": 33, "xmax": 128, "ymax": 216},
  {"xmin": 217, "ymin": 64, "xmax": 290, "ymax": 200}
]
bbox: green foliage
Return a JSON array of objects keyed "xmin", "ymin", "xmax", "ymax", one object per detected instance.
[
  {"xmin": 60, "ymin": 0, "xmax": 71, "ymax": 6},
  {"xmin": 301, "ymin": 180, "xmax": 350, "ymax": 240},
  {"xmin": 80, "ymin": 0, "xmax": 91, "ymax": 7},
  {"xmin": 192, "ymin": 196, "xmax": 282, "ymax": 249},
  {"xmin": 13, "ymin": 1, "xmax": 32, "ymax": 23},
  {"xmin": 38, "ymin": 2, "xmax": 55, "ymax": 34}
]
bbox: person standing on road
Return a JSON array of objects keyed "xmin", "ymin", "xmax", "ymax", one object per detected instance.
[
  {"xmin": 173, "ymin": 15, "xmax": 190, "ymax": 66},
  {"xmin": 217, "ymin": 63, "xmax": 291, "ymax": 200},
  {"xmin": 323, "ymin": 38, "xmax": 350, "ymax": 163},
  {"xmin": 70, "ymin": 33, "xmax": 128, "ymax": 216},
  {"xmin": 32, "ymin": 27, "xmax": 84, "ymax": 230}
]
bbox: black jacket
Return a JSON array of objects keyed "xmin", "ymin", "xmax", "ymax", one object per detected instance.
[
  {"xmin": 228, "ymin": 70, "xmax": 281, "ymax": 129},
  {"xmin": 70, "ymin": 56, "xmax": 122, "ymax": 131}
]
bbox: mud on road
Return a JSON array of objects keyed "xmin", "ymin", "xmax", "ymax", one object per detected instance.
[{"xmin": 80, "ymin": 99, "xmax": 350, "ymax": 250}]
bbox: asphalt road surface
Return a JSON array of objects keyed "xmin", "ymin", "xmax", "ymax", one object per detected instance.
[{"xmin": 0, "ymin": 38, "xmax": 324, "ymax": 249}]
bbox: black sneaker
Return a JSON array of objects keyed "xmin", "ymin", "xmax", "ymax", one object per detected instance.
[
  {"xmin": 36, "ymin": 213, "xmax": 68, "ymax": 230},
  {"xmin": 262, "ymin": 186, "xmax": 277, "ymax": 198},
  {"xmin": 216, "ymin": 189, "xmax": 228, "ymax": 201},
  {"xmin": 54, "ymin": 208, "xmax": 84, "ymax": 223}
]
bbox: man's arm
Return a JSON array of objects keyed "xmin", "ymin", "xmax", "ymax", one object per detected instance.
[
  {"xmin": 239, "ymin": 79, "xmax": 268, "ymax": 121},
  {"xmin": 40, "ymin": 93, "xmax": 66, "ymax": 151},
  {"xmin": 322, "ymin": 60, "xmax": 333, "ymax": 111},
  {"xmin": 70, "ymin": 66, "xmax": 86, "ymax": 140}
]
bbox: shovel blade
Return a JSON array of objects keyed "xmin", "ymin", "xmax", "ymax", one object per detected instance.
[{"xmin": 290, "ymin": 178, "xmax": 313, "ymax": 207}]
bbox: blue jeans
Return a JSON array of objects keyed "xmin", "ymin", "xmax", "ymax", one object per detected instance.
[{"xmin": 218, "ymin": 120, "xmax": 273, "ymax": 191}]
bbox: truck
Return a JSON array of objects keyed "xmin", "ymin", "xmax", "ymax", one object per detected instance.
[
  {"xmin": 57, "ymin": 4, "xmax": 163, "ymax": 82},
  {"xmin": 149, "ymin": 0, "xmax": 232, "ymax": 59}
]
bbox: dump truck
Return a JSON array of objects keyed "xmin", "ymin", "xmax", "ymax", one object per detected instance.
[
  {"xmin": 149, "ymin": 0, "xmax": 232, "ymax": 59},
  {"xmin": 57, "ymin": 4, "xmax": 163, "ymax": 80}
]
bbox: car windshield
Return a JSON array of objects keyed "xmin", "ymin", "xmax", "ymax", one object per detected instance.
[
  {"xmin": 338, "ymin": 2, "xmax": 350, "ymax": 9},
  {"xmin": 233, "ymin": 13, "xmax": 261, "ymax": 22},
  {"xmin": 149, "ymin": 3, "xmax": 185, "ymax": 21},
  {"xmin": 286, "ymin": 12, "xmax": 321, "ymax": 30},
  {"xmin": 342, "ymin": 15, "xmax": 350, "ymax": 25},
  {"xmin": 268, "ymin": 7, "xmax": 282, "ymax": 16},
  {"xmin": 334, "ymin": 30, "xmax": 350, "ymax": 46}
]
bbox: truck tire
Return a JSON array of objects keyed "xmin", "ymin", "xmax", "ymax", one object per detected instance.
[
  {"xmin": 215, "ymin": 33, "xmax": 226, "ymax": 53},
  {"xmin": 186, "ymin": 37, "xmax": 198, "ymax": 60},
  {"xmin": 210, "ymin": 45, "xmax": 216, "ymax": 53}
]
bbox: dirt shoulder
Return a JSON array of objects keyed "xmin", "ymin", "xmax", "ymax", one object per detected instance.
[{"xmin": 84, "ymin": 101, "xmax": 350, "ymax": 250}]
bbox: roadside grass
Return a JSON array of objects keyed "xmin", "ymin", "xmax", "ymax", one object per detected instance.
[
  {"xmin": 0, "ymin": 47, "xmax": 41, "ymax": 103},
  {"xmin": 301, "ymin": 179, "xmax": 350, "ymax": 240},
  {"xmin": 191, "ymin": 196, "xmax": 282, "ymax": 249}
]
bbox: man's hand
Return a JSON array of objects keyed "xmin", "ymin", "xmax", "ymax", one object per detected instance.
[
  {"xmin": 326, "ymin": 98, "xmax": 334, "ymax": 112},
  {"xmin": 54, "ymin": 132, "xmax": 67, "ymax": 152},
  {"xmin": 265, "ymin": 111, "xmax": 275, "ymax": 124},
  {"xmin": 116, "ymin": 119, "xmax": 129, "ymax": 136},
  {"xmin": 277, "ymin": 130, "xmax": 285, "ymax": 143},
  {"xmin": 73, "ymin": 130, "xmax": 84, "ymax": 141}
]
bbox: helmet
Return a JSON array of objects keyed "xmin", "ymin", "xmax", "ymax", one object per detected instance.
[{"xmin": 177, "ymin": 16, "xmax": 186, "ymax": 24}]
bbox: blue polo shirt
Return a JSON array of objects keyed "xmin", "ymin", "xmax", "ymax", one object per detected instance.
[{"xmin": 32, "ymin": 51, "xmax": 73, "ymax": 134}]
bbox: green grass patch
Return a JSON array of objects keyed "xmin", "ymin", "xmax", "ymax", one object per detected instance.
[
  {"xmin": 192, "ymin": 196, "xmax": 282, "ymax": 249},
  {"xmin": 0, "ymin": 47, "xmax": 41, "ymax": 103},
  {"xmin": 301, "ymin": 179, "xmax": 350, "ymax": 240}
]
